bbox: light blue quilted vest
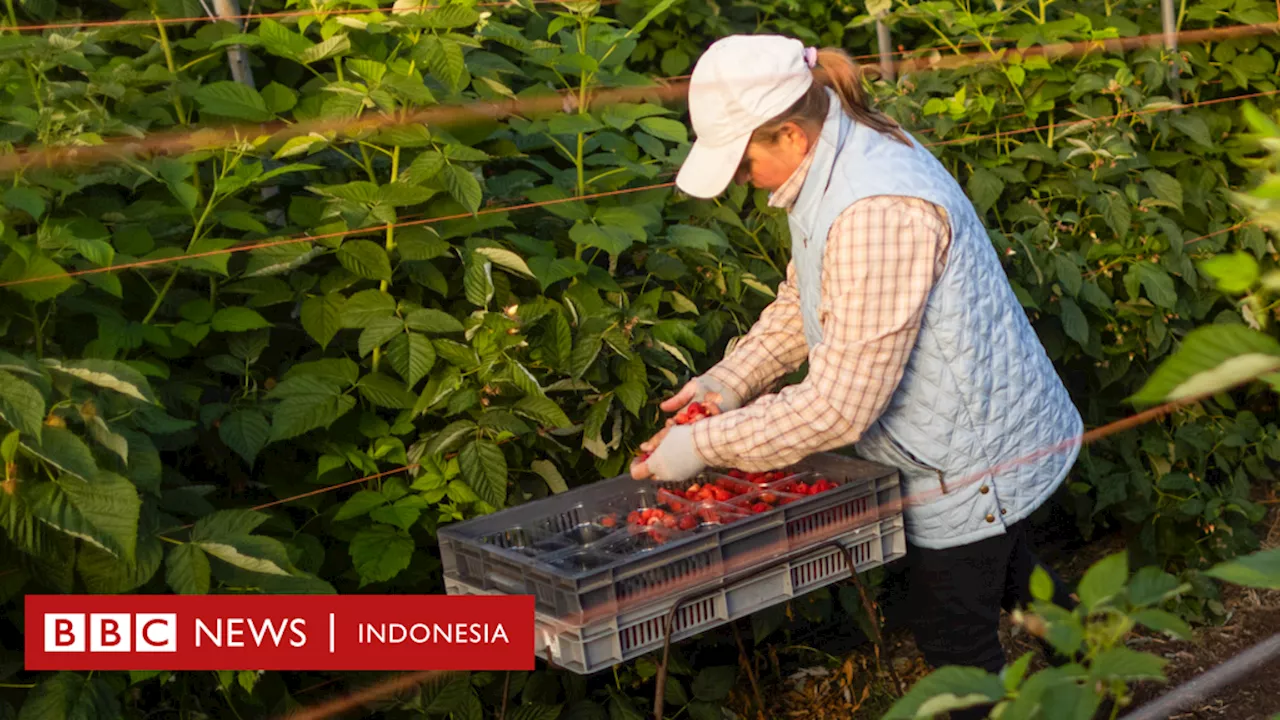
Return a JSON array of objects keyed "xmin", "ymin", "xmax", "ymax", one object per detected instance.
[{"xmin": 788, "ymin": 90, "xmax": 1083, "ymax": 550}]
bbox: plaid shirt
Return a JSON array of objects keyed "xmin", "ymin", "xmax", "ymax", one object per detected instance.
[{"xmin": 691, "ymin": 149, "xmax": 953, "ymax": 471}]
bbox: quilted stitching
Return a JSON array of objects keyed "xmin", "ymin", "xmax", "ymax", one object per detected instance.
[{"xmin": 788, "ymin": 92, "xmax": 1083, "ymax": 549}]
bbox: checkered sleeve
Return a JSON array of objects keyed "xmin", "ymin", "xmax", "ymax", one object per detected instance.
[
  {"xmin": 690, "ymin": 196, "xmax": 951, "ymax": 471},
  {"xmin": 699, "ymin": 259, "xmax": 808, "ymax": 406}
]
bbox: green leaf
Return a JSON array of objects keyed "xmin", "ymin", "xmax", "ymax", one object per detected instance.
[
  {"xmin": 966, "ymin": 168, "xmax": 1004, "ymax": 214},
  {"xmin": 342, "ymin": 289, "xmax": 397, "ymax": 326},
  {"xmin": 166, "ymin": 543, "xmax": 211, "ymax": 594},
  {"xmin": 423, "ymin": 419, "xmax": 476, "ymax": 455},
  {"xmin": 465, "ymin": 254, "xmax": 494, "ymax": 306},
  {"xmin": 338, "ymin": 240, "xmax": 394, "ymax": 281},
  {"xmin": 285, "ymin": 358, "xmax": 360, "ymax": 387},
  {"xmin": 22, "ymin": 427, "xmax": 97, "ymax": 481},
  {"xmin": 1053, "ymin": 255, "xmax": 1082, "ymax": 297},
  {"xmin": 193, "ymin": 510, "xmax": 269, "ymax": 540},
  {"xmin": 1089, "ymin": 647, "xmax": 1166, "ymax": 682},
  {"xmin": 17, "ymin": 672, "xmax": 120, "ymax": 720},
  {"xmin": 197, "ymin": 535, "xmax": 294, "ymax": 576},
  {"xmin": 0, "ymin": 369, "xmax": 44, "ymax": 441},
  {"xmin": 1131, "ymin": 609, "xmax": 1192, "ymax": 639},
  {"xmin": 1205, "ymin": 547, "xmax": 1280, "ymax": 589},
  {"xmin": 387, "ymin": 332, "xmax": 436, "ymax": 388},
  {"xmin": 1029, "ymin": 566, "xmax": 1054, "ymax": 602},
  {"xmin": 257, "ymin": 19, "xmax": 312, "ymax": 59},
  {"xmin": 615, "ymin": 381, "xmax": 645, "ymax": 416},
  {"xmin": 531, "ymin": 459, "xmax": 568, "ymax": 493},
  {"xmin": 211, "ymin": 307, "xmax": 272, "ymax": 332},
  {"xmin": 1136, "ymin": 263, "xmax": 1177, "ymax": 308},
  {"xmin": 195, "ymin": 81, "xmax": 273, "ymax": 122},
  {"xmin": 405, "ymin": 307, "xmax": 465, "ymax": 333},
  {"xmin": 420, "ymin": 35, "xmax": 465, "ymax": 91},
  {"xmin": 513, "ymin": 396, "xmax": 572, "ymax": 429},
  {"xmin": 357, "ymin": 373, "xmax": 418, "ymax": 409},
  {"xmin": 1130, "ymin": 324, "xmax": 1280, "ymax": 405},
  {"xmin": 1103, "ymin": 192, "xmax": 1131, "ymax": 238},
  {"xmin": 260, "ymin": 81, "xmax": 298, "ymax": 114},
  {"xmin": 1127, "ymin": 566, "xmax": 1181, "ymax": 606},
  {"xmin": 570, "ymin": 222, "xmax": 634, "ymax": 254},
  {"xmin": 350, "ymin": 524, "xmax": 414, "ymax": 586},
  {"xmin": 0, "ymin": 254, "xmax": 73, "ymax": 302},
  {"xmin": 442, "ymin": 165, "xmax": 483, "ymax": 213},
  {"xmin": 271, "ymin": 393, "xmax": 357, "ymax": 441},
  {"xmin": 370, "ymin": 498, "xmax": 423, "ymax": 531},
  {"xmin": 301, "ymin": 294, "xmax": 346, "ymax": 348},
  {"xmin": 88, "ymin": 417, "xmax": 128, "ymax": 465},
  {"xmin": 459, "ymin": 439, "xmax": 507, "ymax": 506},
  {"xmin": 1143, "ymin": 169, "xmax": 1183, "ymax": 210},
  {"xmin": 1077, "ymin": 551, "xmax": 1128, "ymax": 611},
  {"xmin": 667, "ymin": 225, "xmax": 726, "ymax": 250},
  {"xmin": 1200, "ymin": 252, "xmax": 1259, "ymax": 294},
  {"xmin": 1059, "ymin": 297, "xmax": 1089, "ymax": 344},
  {"xmin": 691, "ymin": 666, "xmax": 736, "ymax": 702},
  {"xmin": 508, "ymin": 705, "xmax": 563, "ymax": 720},
  {"xmin": 377, "ymin": 182, "xmax": 436, "ymax": 208},
  {"xmin": 359, "ymin": 317, "xmax": 405, "ymax": 357},
  {"xmin": 44, "ymin": 359, "xmax": 156, "ymax": 404},
  {"xmin": 77, "ymin": 534, "xmax": 162, "ymax": 594},
  {"xmin": 637, "ymin": 117, "xmax": 688, "ymax": 143},
  {"xmin": 29, "ymin": 473, "xmax": 141, "ymax": 562},
  {"xmin": 219, "ymin": 410, "xmax": 271, "ymax": 467},
  {"xmin": 298, "ymin": 34, "xmax": 351, "ymax": 64},
  {"xmin": 569, "ymin": 335, "xmax": 601, "ymax": 378},
  {"xmin": 334, "ymin": 490, "xmax": 388, "ymax": 521},
  {"xmin": 1172, "ymin": 114, "xmax": 1214, "ymax": 147},
  {"xmin": 4, "ymin": 186, "xmax": 45, "ymax": 219},
  {"xmin": 882, "ymin": 666, "xmax": 1006, "ymax": 719},
  {"xmin": 474, "ymin": 246, "xmax": 533, "ymax": 277}
]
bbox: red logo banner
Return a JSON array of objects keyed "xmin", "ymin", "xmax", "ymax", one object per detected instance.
[{"xmin": 25, "ymin": 595, "xmax": 535, "ymax": 671}]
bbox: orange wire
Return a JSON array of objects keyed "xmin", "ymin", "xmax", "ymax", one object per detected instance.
[
  {"xmin": 0, "ymin": 21, "xmax": 1275, "ymax": 176},
  {"xmin": 9, "ymin": 0, "xmax": 620, "ymax": 32},
  {"xmin": 3, "ymin": 83, "xmax": 1270, "ymax": 290},
  {"xmin": 0, "ymin": 181, "xmax": 677, "ymax": 288},
  {"xmin": 927, "ymin": 88, "xmax": 1280, "ymax": 147}
]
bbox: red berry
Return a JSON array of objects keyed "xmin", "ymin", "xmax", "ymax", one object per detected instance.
[
  {"xmin": 627, "ymin": 511, "xmax": 641, "ymax": 524},
  {"xmin": 729, "ymin": 470, "xmax": 745, "ymax": 479},
  {"xmin": 751, "ymin": 502, "xmax": 769, "ymax": 514},
  {"xmin": 601, "ymin": 516, "xmax": 617, "ymax": 528},
  {"xmin": 678, "ymin": 515, "xmax": 697, "ymax": 530},
  {"xmin": 713, "ymin": 488, "xmax": 731, "ymax": 502},
  {"xmin": 760, "ymin": 492, "xmax": 777, "ymax": 504}
]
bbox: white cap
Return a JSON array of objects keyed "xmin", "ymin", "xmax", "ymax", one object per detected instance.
[{"xmin": 675, "ymin": 35, "xmax": 815, "ymax": 199}]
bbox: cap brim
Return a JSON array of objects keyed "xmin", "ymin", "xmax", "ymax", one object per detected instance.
[{"xmin": 675, "ymin": 132, "xmax": 752, "ymax": 199}]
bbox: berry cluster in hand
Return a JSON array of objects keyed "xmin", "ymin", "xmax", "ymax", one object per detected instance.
[
  {"xmin": 634, "ymin": 402, "xmax": 713, "ymax": 464},
  {"xmin": 672, "ymin": 401, "xmax": 710, "ymax": 425}
]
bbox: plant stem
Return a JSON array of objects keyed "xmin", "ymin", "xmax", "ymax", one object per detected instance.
[
  {"xmin": 154, "ymin": 11, "xmax": 186, "ymax": 125},
  {"xmin": 373, "ymin": 146, "xmax": 402, "ymax": 374}
]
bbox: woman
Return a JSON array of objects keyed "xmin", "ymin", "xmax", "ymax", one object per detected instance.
[{"xmin": 629, "ymin": 34, "xmax": 1082, "ymax": 709}]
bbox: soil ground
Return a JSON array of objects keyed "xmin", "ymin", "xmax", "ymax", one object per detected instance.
[{"xmin": 729, "ymin": 509, "xmax": 1280, "ymax": 720}]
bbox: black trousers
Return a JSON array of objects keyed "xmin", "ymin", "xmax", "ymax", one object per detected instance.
[{"xmin": 893, "ymin": 518, "xmax": 1076, "ymax": 719}]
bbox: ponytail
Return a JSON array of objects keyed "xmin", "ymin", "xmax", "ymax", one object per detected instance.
[{"xmin": 751, "ymin": 46, "xmax": 911, "ymax": 147}]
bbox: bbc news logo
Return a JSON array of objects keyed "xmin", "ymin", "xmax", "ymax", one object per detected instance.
[
  {"xmin": 44, "ymin": 613, "xmax": 177, "ymax": 653},
  {"xmin": 26, "ymin": 595, "xmax": 535, "ymax": 671}
]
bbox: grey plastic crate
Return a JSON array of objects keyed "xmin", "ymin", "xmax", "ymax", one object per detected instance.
[
  {"xmin": 444, "ymin": 515, "xmax": 906, "ymax": 675},
  {"xmin": 437, "ymin": 453, "xmax": 901, "ymax": 626}
]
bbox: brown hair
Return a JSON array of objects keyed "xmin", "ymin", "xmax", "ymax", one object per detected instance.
[{"xmin": 750, "ymin": 47, "xmax": 911, "ymax": 147}]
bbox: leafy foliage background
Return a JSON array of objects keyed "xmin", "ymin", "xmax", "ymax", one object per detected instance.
[{"xmin": 1, "ymin": 0, "xmax": 1280, "ymax": 715}]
